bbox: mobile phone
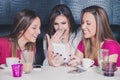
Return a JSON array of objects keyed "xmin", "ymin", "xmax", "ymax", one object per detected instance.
[
  {"xmin": 68, "ymin": 68, "xmax": 86, "ymax": 74},
  {"xmin": 52, "ymin": 42, "xmax": 69, "ymax": 63}
]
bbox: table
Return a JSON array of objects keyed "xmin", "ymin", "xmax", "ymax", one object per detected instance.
[{"xmin": 0, "ymin": 66, "xmax": 120, "ymax": 80}]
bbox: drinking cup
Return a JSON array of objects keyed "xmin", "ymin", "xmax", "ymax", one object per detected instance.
[
  {"xmin": 21, "ymin": 50, "xmax": 34, "ymax": 74},
  {"xmin": 98, "ymin": 49, "xmax": 109, "ymax": 71},
  {"xmin": 12, "ymin": 63, "xmax": 23, "ymax": 77},
  {"xmin": 102, "ymin": 62, "xmax": 117, "ymax": 77},
  {"xmin": 6, "ymin": 57, "xmax": 19, "ymax": 68},
  {"xmin": 82, "ymin": 58, "xmax": 94, "ymax": 69}
]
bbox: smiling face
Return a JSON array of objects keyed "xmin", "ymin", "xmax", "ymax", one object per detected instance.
[
  {"xmin": 22, "ymin": 17, "xmax": 41, "ymax": 43},
  {"xmin": 53, "ymin": 15, "xmax": 70, "ymax": 37},
  {"xmin": 81, "ymin": 12, "xmax": 96, "ymax": 39}
]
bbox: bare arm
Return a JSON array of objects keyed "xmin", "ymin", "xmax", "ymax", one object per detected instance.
[
  {"xmin": 68, "ymin": 49, "xmax": 84, "ymax": 67},
  {"xmin": 75, "ymin": 49, "xmax": 84, "ymax": 61}
]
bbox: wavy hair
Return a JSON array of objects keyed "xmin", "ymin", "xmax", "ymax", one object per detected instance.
[
  {"xmin": 9, "ymin": 9, "xmax": 40, "ymax": 57},
  {"xmin": 81, "ymin": 5, "xmax": 115, "ymax": 60}
]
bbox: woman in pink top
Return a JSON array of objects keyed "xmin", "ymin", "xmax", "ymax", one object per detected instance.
[
  {"xmin": 68, "ymin": 5, "xmax": 120, "ymax": 67},
  {"xmin": 0, "ymin": 9, "xmax": 41, "ymax": 65}
]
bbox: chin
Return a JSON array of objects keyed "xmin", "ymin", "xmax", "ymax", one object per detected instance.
[
  {"xmin": 32, "ymin": 40, "xmax": 36, "ymax": 43},
  {"xmin": 84, "ymin": 35, "xmax": 90, "ymax": 39},
  {"xmin": 29, "ymin": 39, "xmax": 36, "ymax": 43}
]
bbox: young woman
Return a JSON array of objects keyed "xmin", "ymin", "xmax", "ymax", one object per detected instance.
[
  {"xmin": 43, "ymin": 4, "xmax": 82, "ymax": 67},
  {"xmin": 69, "ymin": 5, "xmax": 120, "ymax": 67},
  {"xmin": 0, "ymin": 9, "xmax": 41, "ymax": 65}
]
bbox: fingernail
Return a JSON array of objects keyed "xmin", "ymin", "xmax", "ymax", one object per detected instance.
[
  {"xmin": 69, "ymin": 54, "xmax": 71, "ymax": 57},
  {"xmin": 64, "ymin": 58, "xmax": 66, "ymax": 60},
  {"xmin": 60, "ymin": 54, "xmax": 62, "ymax": 56},
  {"xmin": 56, "ymin": 53, "xmax": 59, "ymax": 55}
]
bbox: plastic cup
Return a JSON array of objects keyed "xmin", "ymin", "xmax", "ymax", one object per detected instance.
[
  {"xmin": 102, "ymin": 62, "xmax": 117, "ymax": 77},
  {"xmin": 12, "ymin": 63, "xmax": 23, "ymax": 77},
  {"xmin": 23, "ymin": 63, "xmax": 33, "ymax": 74},
  {"xmin": 98, "ymin": 49, "xmax": 109, "ymax": 72},
  {"xmin": 21, "ymin": 50, "xmax": 34, "ymax": 74}
]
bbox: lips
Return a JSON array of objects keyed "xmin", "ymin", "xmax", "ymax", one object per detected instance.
[
  {"xmin": 32, "ymin": 35, "xmax": 38, "ymax": 39},
  {"xmin": 82, "ymin": 30, "xmax": 87, "ymax": 34}
]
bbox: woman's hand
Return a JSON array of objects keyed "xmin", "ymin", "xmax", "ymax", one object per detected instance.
[
  {"xmin": 46, "ymin": 29, "xmax": 64, "ymax": 50},
  {"xmin": 48, "ymin": 51, "xmax": 64, "ymax": 67},
  {"xmin": 68, "ymin": 50, "xmax": 83, "ymax": 67},
  {"xmin": 68, "ymin": 55, "xmax": 82, "ymax": 67},
  {"xmin": 51, "ymin": 29, "xmax": 65, "ymax": 43},
  {"xmin": 46, "ymin": 33, "xmax": 64, "ymax": 67}
]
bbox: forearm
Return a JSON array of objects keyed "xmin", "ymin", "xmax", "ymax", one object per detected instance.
[
  {"xmin": 48, "ymin": 50, "xmax": 54, "ymax": 66},
  {"xmin": 75, "ymin": 50, "xmax": 83, "ymax": 64}
]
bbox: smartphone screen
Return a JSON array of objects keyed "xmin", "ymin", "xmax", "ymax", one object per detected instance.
[{"xmin": 68, "ymin": 68, "xmax": 86, "ymax": 74}]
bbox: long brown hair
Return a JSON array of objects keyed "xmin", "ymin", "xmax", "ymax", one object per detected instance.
[
  {"xmin": 8, "ymin": 9, "xmax": 39, "ymax": 57},
  {"xmin": 81, "ymin": 5, "xmax": 115, "ymax": 60}
]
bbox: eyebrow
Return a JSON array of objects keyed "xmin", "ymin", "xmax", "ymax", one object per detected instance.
[
  {"xmin": 86, "ymin": 20, "xmax": 91, "ymax": 23},
  {"xmin": 31, "ymin": 24, "xmax": 39, "ymax": 26}
]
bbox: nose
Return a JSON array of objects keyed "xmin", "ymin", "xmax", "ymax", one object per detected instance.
[
  {"xmin": 81, "ymin": 23, "xmax": 87, "ymax": 29},
  {"xmin": 37, "ymin": 29, "xmax": 41, "ymax": 35},
  {"xmin": 58, "ymin": 24, "xmax": 63, "ymax": 30}
]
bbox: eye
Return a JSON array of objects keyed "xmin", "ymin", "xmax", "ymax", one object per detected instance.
[
  {"xmin": 87, "ymin": 23, "xmax": 91, "ymax": 25},
  {"xmin": 54, "ymin": 23, "xmax": 58, "ymax": 25},
  {"xmin": 81, "ymin": 21, "xmax": 84, "ymax": 24},
  {"xmin": 61, "ymin": 22, "xmax": 66, "ymax": 24},
  {"xmin": 81, "ymin": 22, "xmax": 83, "ymax": 24},
  {"xmin": 32, "ymin": 27, "xmax": 36, "ymax": 29},
  {"xmin": 31, "ymin": 24, "xmax": 40, "ymax": 30}
]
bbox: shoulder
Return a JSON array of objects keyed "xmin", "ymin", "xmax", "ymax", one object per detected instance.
[
  {"xmin": 71, "ymin": 27, "xmax": 82, "ymax": 35},
  {"xmin": 69, "ymin": 27, "xmax": 82, "ymax": 48},
  {"xmin": 74, "ymin": 27, "xmax": 82, "ymax": 40},
  {"xmin": 102, "ymin": 39, "xmax": 120, "ymax": 54},
  {"xmin": 0, "ymin": 37, "xmax": 11, "ymax": 45},
  {"xmin": 0, "ymin": 37, "xmax": 10, "ymax": 41},
  {"xmin": 76, "ymin": 27, "xmax": 82, "ymax": 35},
  {"xmin": 103, "ymin": 39, "xmax": 120, "ymax": 47},
  {"xmin": 77, "ymin": 41, "xmax": 84, "ymax": 52},
  {"xmin": 78, "ymin": 41, "xmax": 84, "ymax": 47}
]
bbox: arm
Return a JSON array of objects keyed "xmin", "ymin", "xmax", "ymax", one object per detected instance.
[
  {"xmin": 48, "ymin": 50, "xmax": 64, "ymax": 67},
  {"xmin": 75, "ymin": 49, "xmax": 84, "ymax": 62},
  {"xmin": 67, "ymin": 49, "xmax": 83, "ymax": 67},
  {"xmin": 68, "ymin": 41, "xmax": 84, "ymax": 67}
]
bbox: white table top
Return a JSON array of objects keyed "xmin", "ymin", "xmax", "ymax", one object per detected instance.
[{"xmin": 0, "ymin": 66, "xmax": 120, "ymax": 80}]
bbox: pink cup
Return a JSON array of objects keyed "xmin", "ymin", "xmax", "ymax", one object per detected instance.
[
  {"xmin": 102, "ymin": 62, "xmax": 117, "ymax": 77},
  {"xmin": 12, "ymin": 63, "xmax": 23, "ymax": 77}
]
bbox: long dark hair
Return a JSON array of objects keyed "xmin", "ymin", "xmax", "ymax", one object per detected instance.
[{"xmin": 47, "ymin": 4, "xmax": 78, "ymax": 37}]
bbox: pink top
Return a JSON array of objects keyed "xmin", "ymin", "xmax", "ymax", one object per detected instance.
[
  {"xmin": 77, "ymin": 40, "xmax": 120, "ymax": 67},
  {"xmin": 0, "ymin": 37, "xmax": 21, "ymax": 65}
]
